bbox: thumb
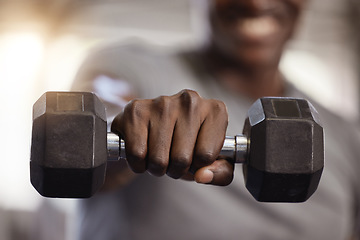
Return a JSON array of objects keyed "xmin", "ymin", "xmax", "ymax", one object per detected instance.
[{"xmin": 194, "ymin": 159, "xmax": 234, "ymax": 186}]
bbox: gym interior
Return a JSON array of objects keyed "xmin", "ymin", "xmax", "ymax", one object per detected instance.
[{"xmin": 0, "ymin": 0, "xmax": 359, "ymax": 239}]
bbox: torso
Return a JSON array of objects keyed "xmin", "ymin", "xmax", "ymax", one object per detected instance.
[{"xmin": 73, "ymin": 43, "xmax": 360, "ymax": 240}]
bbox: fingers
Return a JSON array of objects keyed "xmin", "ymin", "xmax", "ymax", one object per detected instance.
[
  {"xmin": 192, "ymin": 99, "xmax": 228, "ymax": 172},
  {"xmin": 147, "ymin": 96, "xmax": 176, "ymax": 176},
  {"xmin": 194, "ymin": 159, "xmax": 234, "ymax": 186},
  {"xmin": 167, "ymin": 116, "xmax": 199, "ymax": 179},
  {"xmin": 165, "ymin": 90, "xmax": 202, "ymax": 178},
  {"xmin": 111, "ymin": 89, "xmax": 232, "ymax": 186},
  {"xmin": 111, "ymin": 99, "xmax": 150, "ymax": 173}
]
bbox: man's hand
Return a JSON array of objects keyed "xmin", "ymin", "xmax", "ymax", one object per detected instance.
[{"xmin": 111, "ymin": 89, "xmax": 234, "ymax": 186}]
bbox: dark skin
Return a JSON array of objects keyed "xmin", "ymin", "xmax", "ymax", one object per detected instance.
[{"xmin": 102, "ymin": 0, "xmax": 306, "ymax": 190}]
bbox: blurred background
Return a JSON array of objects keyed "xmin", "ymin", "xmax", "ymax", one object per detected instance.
[{"xmin": 0, "ymin": 0, "xmax": 359, "ymax": 239}]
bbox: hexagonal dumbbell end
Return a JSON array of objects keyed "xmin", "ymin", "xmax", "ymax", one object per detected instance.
[
  {"xmin": 242, "ymin": 97, "xmax": 324, "ymax": 202},
  {"xmin": 30, "ymin": 92, "xmax": 108, "ymax": 198}
]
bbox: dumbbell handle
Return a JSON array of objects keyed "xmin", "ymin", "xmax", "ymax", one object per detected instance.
[{"xmin": 107, "ymin": 133, "xmax": 248, "ymax": 163}]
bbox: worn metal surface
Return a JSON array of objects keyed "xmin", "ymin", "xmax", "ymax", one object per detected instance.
[
  {"xmin": 31, "ymin": 92, "xmax": 107, "ymax": 198},
  {"xmin": 243, "ymin": 97, "xmax": 324, "ymax": 202}
]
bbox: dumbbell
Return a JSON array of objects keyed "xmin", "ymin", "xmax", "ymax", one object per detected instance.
[{"xmin": 30, "ymin": 92, "xmax": 324, "ymax": 202}]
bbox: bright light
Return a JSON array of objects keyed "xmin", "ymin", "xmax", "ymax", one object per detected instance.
[
  {"xmin": 280, "ymin": 49, "xmax": 358, "ymax": 120},
  {"xmin": 0, "ymin": 32, "xmax": 44, "ymax": 88},
  {"xmin": 0, "ymin": 32, "xmax": 45, "ymax": 210}
]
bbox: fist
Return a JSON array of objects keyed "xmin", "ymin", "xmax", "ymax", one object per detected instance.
[{"xmin": 111, "ymin": 89, "xmax": 234, "ymax": 186}]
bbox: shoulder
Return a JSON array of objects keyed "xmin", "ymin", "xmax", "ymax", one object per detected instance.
[
  {"xmin": 71, "ymin": 40, "xmax": 203, "ymax": 97},
  {"xmin": 82, "ymin": 40, "xmax": 180, "ymax": 69},
  {"xmin": 72, "ymin": 40, "xmax": 181, "ymax": 91}
]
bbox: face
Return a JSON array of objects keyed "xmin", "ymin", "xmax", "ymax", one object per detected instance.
[{"xmin": 209, "ymin": 0, "xmax": 306, "ymax": 68}]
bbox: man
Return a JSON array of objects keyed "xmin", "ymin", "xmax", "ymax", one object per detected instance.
[{"xmin": 72, "ymin": 0, "xmax": 360, "ymax": 239}]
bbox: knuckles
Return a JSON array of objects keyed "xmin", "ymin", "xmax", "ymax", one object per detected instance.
[
  {"xmin": 123, "ymin": 99, "xmax": 149, "ymax": 121},
  {"xmin": 116, "ymin": 89, "xmax": 229, "ymax": 183},
  {"xmin": 206, "ymin": 99, "xmax": 228, "ymax": 124},
  {"xmin": 127, "ymin": 144, "xmax": 147, "ymax": 161},
  {"xmin": 148, "ymin": 154, "xmax": 193, "ymax": 179},
  {"xmin": 178, "ymin": 89, "xmax": 202, "ymax": 113},
  {"xmin": 152, "ymin": 95, "xmax": 172, "ymax": 118},
  {"xmin": 170, "ymin": 155, "xmax": 192, "ymax": 170},
  {"xmin": 167, "ymin": 155, "xmax": 192, "ymax": 179},
  {"xmin": 121, "ymin": 89, "xmax": 228, "ymax": 124},
  {"xmin": 179, "ymin": 89, "xmax": 201, "ymax": 104},
  {"xmin": 193, "ymin": 151, "xmax": 217, "ymax": 168},
  {"xmin": 147, "ymin": 156, "xmax": 168, "ymax": 176},
  {"xmin": 125, "ymin": 146, "xmax": 147, "ymax": 173},
  {"xmin": 146, "ymin": 89, "xmax": 206, "ymax": 121},
  {"xmin": 208, "ymin": 99, "xmax": 227, "ymax": 115}
]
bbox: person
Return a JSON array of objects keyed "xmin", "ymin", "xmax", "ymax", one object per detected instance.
[{"xmin": 72, "ymin": 0, "xmax": 360, "ymax": 239}]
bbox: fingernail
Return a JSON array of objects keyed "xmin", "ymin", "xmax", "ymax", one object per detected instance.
[{"xmin": 195, "ymin": 169, "xmax": 214, "ymax": 184}]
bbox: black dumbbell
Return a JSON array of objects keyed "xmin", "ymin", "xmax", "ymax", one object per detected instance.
[{"xmin": 30, "ymin": 92, "xmax": 324, "ymax": 202}]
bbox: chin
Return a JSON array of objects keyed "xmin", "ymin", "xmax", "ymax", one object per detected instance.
[{"xmin": 231, "ymin": 45, "xmax": 283, "ymax": 70}]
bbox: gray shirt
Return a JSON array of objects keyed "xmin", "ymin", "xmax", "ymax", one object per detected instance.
[{"xmin": 72, "ymin": 43, "xmax": 360, "ymax": 240}]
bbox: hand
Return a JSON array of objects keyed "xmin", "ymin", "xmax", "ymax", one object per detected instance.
[{"xmin": 111, "ymin": 89, "xmax": 234, "ymax": 186}]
